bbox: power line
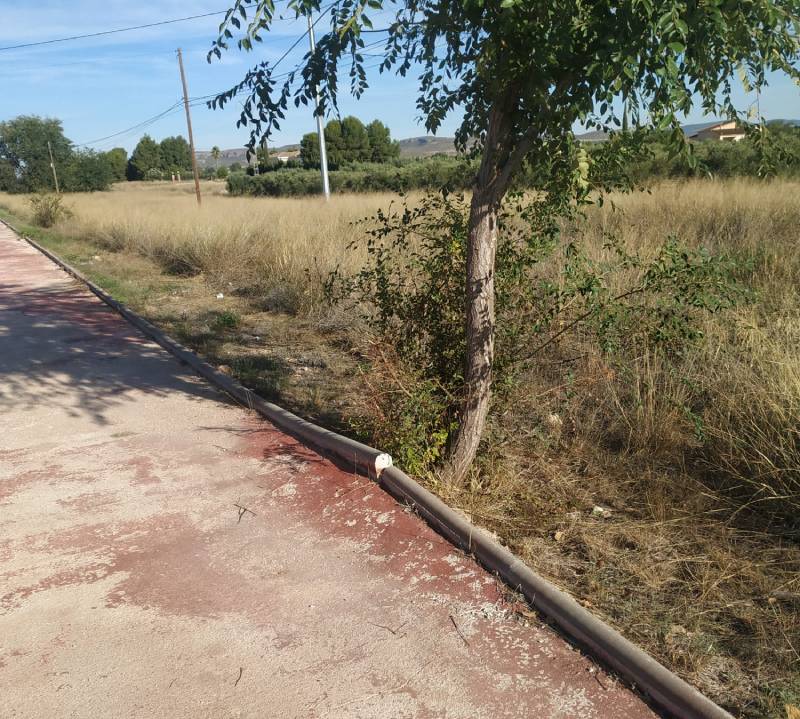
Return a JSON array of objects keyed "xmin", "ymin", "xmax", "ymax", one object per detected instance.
[
  {"xmin": 189, "ymin": 34, "xmax": 389, "ymax": 106},
  {"xmin": 73, "ymin": 47, "xmax": 397, "ymax": 150},
  {"xmin": 72, "ymin": 101, "xmax": 184, "ymax": 148},
  {"xmin": 0, "ymin": 45, "xmax": 213, "ymax": 74},
  {"xmin": 66, "ymin": 16, "xmax": 324, "ymax": 151},
  {"xmin": 68, "ymin": 12, "xmax": 397, "ymax": 151},
  {"xmin": 44, "ymin": 9, "xmax": 328, "ymax": 149},
  {"xmin": 0, "ymin": 25, "xmax": 327, "ymax": 77},
  {"xmin": 262, "ymin": 0, "xmax": 338, "ymax": 70},
  {"xmin": 189, "ymin": 5, "xmax": 334, "ymax": 106},
  {"xmin": 71, "ymin": 50, "xmax": 397, "ymax": 153},
  {"xmin": 0, "ymin": 10, "xmax": 228, "ymax": 52}
]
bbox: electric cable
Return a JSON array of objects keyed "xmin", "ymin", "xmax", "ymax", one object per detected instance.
[
  {"xmin": 66, "ymin": 9, "xmax": 401, "ymax": 150},
  {"xmin": 72, "ymin": 101, "xmax": 184, "ymax": 148},
  {"xmin": 0, "ymin": 11, "xmax": 228, "ymax": 52}
]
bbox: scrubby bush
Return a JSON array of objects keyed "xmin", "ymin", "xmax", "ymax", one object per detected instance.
[
  {"xmin": 29, "ymin": 193, "xmax": 71, "ymax": 227},
  {"xmin": 63, "ymin": 151, "xmax": 114, "ymax": 192},
  {"xmin": 227, "ymin": 125, "xmax": 800, "ymax": 198},
  {"xmin": 605, "ymin": 124, "xmax": 800, "ymax": 182}
]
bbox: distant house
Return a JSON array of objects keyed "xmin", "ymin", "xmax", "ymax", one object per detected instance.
[
  {"xmin": 576, "ymin": 119, "xmax": 747, "ymax": 144},
  {"xmin": 682, "ymin": 120, "xmax": 746, "ymax": 142},
  {"xmin": 271, "ymin": 149, "xmax": 301, "ymax": 163}
]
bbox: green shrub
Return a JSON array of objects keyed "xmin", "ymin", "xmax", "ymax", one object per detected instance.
[
  {"xmin": 327, "ymin": 190, "xmax": 745, "ymax": 475},
  {"xmin": 211, "ymin": 310, "xmax": 240, "ymax": 330},
  {"xmin": 63, "ymin": 151, "xmax": 114, "ymax": 192},
  {"xmin": 226, "ymin": 158, "xmax": 475, "ymax": 197},
  {"xmin": 607, "ymin": 124, "xmax": 800, "ymax": 182}
]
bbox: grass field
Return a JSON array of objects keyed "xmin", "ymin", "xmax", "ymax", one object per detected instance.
[
  {"xmin": 1, "ymin": 178, "xmax": 798, "ymax": 718},
  {"xmin": 6, "ymin": 180, "xmax": 382, "ymax": 314}
]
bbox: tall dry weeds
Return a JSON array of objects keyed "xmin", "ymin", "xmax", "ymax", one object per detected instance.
[{"xmin": 572, "ymin": 180, "xmax": 800, "ymax": 520}]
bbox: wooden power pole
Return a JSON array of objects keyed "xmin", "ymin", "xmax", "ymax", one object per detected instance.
[
  {"xmin": 176, "ymin": 48, "xmax": 202, "ymax": 206},
  {"xmin": 47, "ymin": 141, "xmax": 60, "ymax": 194}
]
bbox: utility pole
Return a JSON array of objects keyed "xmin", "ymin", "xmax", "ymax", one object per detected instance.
[
  {"xmin": 307, "ymin": 15, "xmax": 330, "ymax": 200},
  {"xmin": 47, "ymin": 141, "xmax": 60, "ymax": 194},
  {"xmin": 756, "ymin": 84, "xmax": 761, "ymax": 123},
  {"xmin": 176, "ymin": 48, "xmax": 202, "ymax": 206}
]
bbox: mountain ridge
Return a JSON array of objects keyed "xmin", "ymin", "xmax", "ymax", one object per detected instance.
[
  {"xmin": 196, "ymin": 136, "xmax": 458, "ymax": 167},
  {"xmin": 197, "ymin": 121, "xmax": 800, "ymax": 167}
]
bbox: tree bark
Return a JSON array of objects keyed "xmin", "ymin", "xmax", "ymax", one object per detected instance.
[
  {"xmin": 446, "ymin": 101, "xmax": 515, "ymax": 483},
  {"xmin": 445, "ymin": 185, "xmax": 500, "ymax": 482}
]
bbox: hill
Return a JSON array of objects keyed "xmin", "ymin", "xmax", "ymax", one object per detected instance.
[
  {"xmin": 196, "ymin": 145, "xmax": 300, "ymax": 169},
  {"xmin": 397, "ymin": 136, "xmax": 457, "ymax": 157},
  {"xmin": 195, "ymin": 148, "xmax": 248, "ymax": 169},
  {"xmin": 198, "ymin": 138, "xmax": 458, "ymax": 165}
]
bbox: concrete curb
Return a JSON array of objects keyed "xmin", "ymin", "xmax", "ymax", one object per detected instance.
[{"xmin": 3, "ymin": 217, "xmax": 734, "ymax": 719}]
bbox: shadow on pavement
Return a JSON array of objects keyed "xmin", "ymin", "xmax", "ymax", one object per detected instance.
[{"xmin": 0, "ymin": 281, "xmax": 230, "ymax": 426}]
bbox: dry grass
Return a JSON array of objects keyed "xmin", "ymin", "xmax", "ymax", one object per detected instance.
[
  {"xmin": 1, "ymin": 177, "xmax": 798, "ymax": 717},
  {"xmin": 580, "ymin": 182, "xmax": 800, "ymax": 517},
  {"xmin": 438, "ymin": 180, "xmax": 800, "ymax": 717},
  {"xmin": 0, "ymin": 181, "xmax": 392, "ymax": 314}
]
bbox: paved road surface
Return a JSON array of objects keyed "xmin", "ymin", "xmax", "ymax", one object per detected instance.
[{"xmin": 0, "ymin": 224, "xmax": 657, "ymax": 718}]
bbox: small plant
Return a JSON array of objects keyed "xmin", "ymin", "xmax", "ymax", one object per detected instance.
[
  {"xmin": 350, "ymin": 346, "xmax": 456, "ymax": 477},
  {"xmin": 29, "ymin": 193, "xmax": 71, "ymax": 228},
  {"xmin": 211, "ymin": 310, "xmax": 241, "ymax": 331}
]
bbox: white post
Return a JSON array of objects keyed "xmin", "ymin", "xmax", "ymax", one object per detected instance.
[{"xmin": 307, "ymin": 15, "xmax": 330, "ymax": 200}]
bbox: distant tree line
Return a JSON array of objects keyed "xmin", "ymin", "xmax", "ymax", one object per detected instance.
[
  {"xmin": 0, "ymin": 116, "xmax": 126, "ymax": 193},
  {"xmin": 228, "ymin": 157, "xmax": 473, "ymax": 196},
  {"xmin": 612, "ymin": 122, "xmax": 800, "ymax": 181},
  {"xmin": 230, "ymin": 122, "xmax": 800, "ymax": 197},
  {"xmin": 0, "ymin": 115, "xmax": 204, "ymax": 193},
  {"xmin": 3, "ymin": 114, "xmax": 797, "ymax": 196}
]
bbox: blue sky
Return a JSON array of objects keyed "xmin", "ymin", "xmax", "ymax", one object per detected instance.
[{"xmin": 1, "ymin": 1, "xmax": 798, "ymax": 154}]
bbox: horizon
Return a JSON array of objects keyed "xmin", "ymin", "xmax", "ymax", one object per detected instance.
[{"xmin": 2, "ymin": 2, "xmax": 799, "ymax": 154}]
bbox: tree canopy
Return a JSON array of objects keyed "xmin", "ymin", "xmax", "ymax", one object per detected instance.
[
  {"xmin": 126, "ymin": 134, "xmax": 194, "ymax": 180},
  {"xmin": 366, "ymin": 120, "xmax": 400, "ymax": 162},
  {"xmin": 209, "ymin": 1, "xmax": 799, "ymax": 162},
  {"xmin": 0, "ymin": 115, "xmax": 116, "ymax": 193},
  {"xmin": 299, "ymin": 115, "xmax": 399, "ymax": 168},
  {"xmin": 126, "ymin": 135, "xmax": 161, "ymax": 180},
  {"xmin": 104, "ymin": 147, "xmax": 128, "ymax": 182},
  {"xmin": 209, "ymin": 0, "xmax": 800, "ymax": 481},
  {"xmin": 63, "ymin": 151, "xmax": 115, "ymax": 192},
  {"xmin": 159, "ymin": 136, "xmax": 192, "ymax": 174},
  {"xmin": 0, "ymin": 116, "xmax": 72, "ymax": 193}
]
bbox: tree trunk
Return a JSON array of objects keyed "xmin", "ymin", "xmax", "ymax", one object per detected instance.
[
  {"xmin": 446, "ymin": 185, "xmax": 500, "ymax": 482},
  {"xmin": 446, "ymin": 102, "xmax": 514, "ymax": 483}
]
